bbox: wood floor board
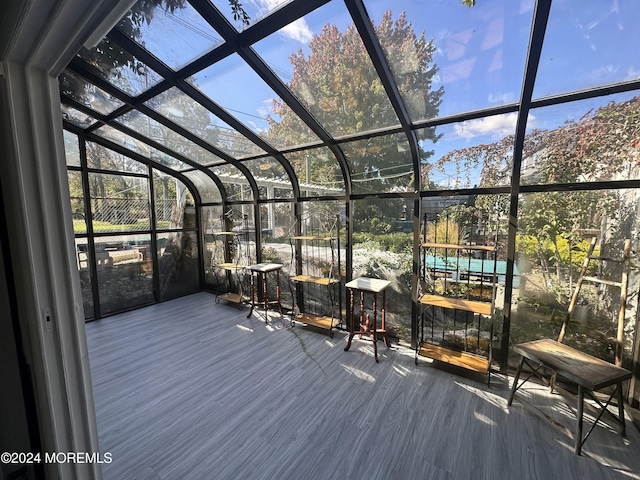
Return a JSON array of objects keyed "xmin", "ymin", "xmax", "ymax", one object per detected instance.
[{"xmin": 85, "ymin": 292, "xmax": 640, "ymax": 480}]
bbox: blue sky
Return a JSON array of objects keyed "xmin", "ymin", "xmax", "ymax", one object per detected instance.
[{"xmin": 128, "ymin": 0, "xmax": 640, "ymax": 188}]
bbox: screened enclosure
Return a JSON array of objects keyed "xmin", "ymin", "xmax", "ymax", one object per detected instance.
[{"xmin": 61, "ymin": 0, "xmax": 640, "ymax": 402}]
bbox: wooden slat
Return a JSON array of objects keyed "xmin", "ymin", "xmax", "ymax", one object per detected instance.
[
  {"xmin": 421, "ymin": 242, "xmax": 495, "ymax": 252},
  {"xmin": 215, "ymin": 263, "xmax": 247, "ymax": 270},
  {"xmin": 293, "ymin": 313, "xmax": 336, "ymax": 330},
  {"xmin": 291, "ymin": 275, "xmax": 338, "ymax": 286},
  {"xmin": 419, "ymin": 294, "xmax": 491, "ymax": 315},
  {"xmin": 291, "ymin": 235, "xmax": 334, "ymax": 241},
  {"xmin": 417, "ymin": 343, "xmax": 489, "ymax": 374},
  {"xmin": 587, "ymin": 255, "xmax": 623, "ymax": 263},
  {"xmin": 581, "ymin": 276, "xmax": 622, "ymax": 288},
  {"xmin": 217, "ymin": 292, "xmax": 246, "ymax": 303}
]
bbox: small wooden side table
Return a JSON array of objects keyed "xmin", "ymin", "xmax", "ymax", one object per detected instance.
[
  {"xmin": 247, "ymin": 263, "xmax": 284, "ymax": 323},
  {"xmin": 344, "ymin": 277, "xmax": 391, "ymax": 362}
]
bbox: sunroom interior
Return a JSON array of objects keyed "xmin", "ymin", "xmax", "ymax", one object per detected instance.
[{"xmin": 3, "ymin": 0, "xmax": 640, "ymax": 479}]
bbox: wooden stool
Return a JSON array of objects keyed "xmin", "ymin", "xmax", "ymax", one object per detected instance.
[
  {"xmin": 247, "ymin": 263, "xmax": 284, "ymax": 323},
  {"xmin": 344, "ymin": 277, "xmax": 391, "ymax": 362}
]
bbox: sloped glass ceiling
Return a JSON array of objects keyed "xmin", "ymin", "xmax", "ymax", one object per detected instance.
[
  {"xmin": 187, "ymin": 53, "xmax": 321, "ymax": 148},
  {"xmin": 60, "ymin": 0, "xmax": 640, "ymax": 203},
  {"xmin": 210, "ymin": 0, "xmax": 294, "ymax": 29},
  {"xmin": 115, "ymin": 0, "xmax": 224, "ymax": 70},
  {"xmin": 534, "ymin": 0, "xmax": 640, "ymax": 98},
  {"xmin": 253, "ymin": 1, "xmax": 401, "ymax": 137},
  {"xmin": 76, "ymin": 38, "xmax": 163, "ymax": 96}
]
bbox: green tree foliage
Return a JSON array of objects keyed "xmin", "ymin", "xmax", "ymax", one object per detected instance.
[
  {"xmin": 433, "ymin": 95, "xmax": 640, "ymax": 289},
  {"xmin": 518, "ymin": 190, "xmax": 609, "ymax": 285},
  {"xmin": 60, "ymin": 0, "xmax": 249, "ymax": 104},
  {"xmin": 60, "ymin": 0, "xmax": 189, "ymax": 102}
]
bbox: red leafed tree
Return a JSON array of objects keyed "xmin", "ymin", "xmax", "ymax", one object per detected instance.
[
  {"xmin": 267, "ymin": 11, "xmax": 443, "ymax": 229},
  {"xmin": 431, "ymin": 95, "xmax": 640, "ymax": 286}
]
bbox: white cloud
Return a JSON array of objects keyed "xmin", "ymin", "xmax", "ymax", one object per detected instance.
[
  {"xmin": 256, "ymin": 0, "xmax": 313, "ymax": 43},
  {"xmin": 256, "ymin": 98, "xmax": 275, "ymax": 120},
  {"xmin": 626, "ymin": 66, "xmax": 640, "ymax": 81},
  {"xmin": 519, "ymin": 0, "xmax": 534, "ymax": 14},
  {"xmin": 453, "ymin": 112, "xmax": 520, "ymax": 139},
  {"xmin": 281, "ymin": 19, "xmax": 313, "ymax": 43},
  {"xmin": 487, "ymin": 91, "xmax": 515, "ymax": 104}
]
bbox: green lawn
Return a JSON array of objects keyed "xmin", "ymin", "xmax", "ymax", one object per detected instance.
[{"xmin": 73, "ymin": 220, "xmax": 171, "ymax": 233}]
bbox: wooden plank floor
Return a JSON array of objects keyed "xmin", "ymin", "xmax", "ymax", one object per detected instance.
[{"xmin": 85, "ymin": 292, "xmax": 640, "ymax": 480}]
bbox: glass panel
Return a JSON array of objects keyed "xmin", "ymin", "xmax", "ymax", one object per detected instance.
[
  {"xmin": 202, "ymin": 205, "xmax": 224, "ymax": 286},
  {"xmin": 74, "ymin": 237, "xmax": 94, "ymax": 320},
  {"xmin": 523, "ymin": 92, "xmax": 640, "ymax": 185},
  {"xmin": 342, "ymin": 133, "xmax": 413, "ymax": 194},
  {"xmin": 95, "ymin": 233, "xmax": 154, "ymax": 315},
  {"xmin": 423, "ymin": 113, "xmax": 516, "ymax": 190},
  {"xmin": 291, "ymin": 200, "xmax": 345, "ymax": 322},
  {"xmin": 253, "ymin": 2, "xmax": 400, "ymax": 137},
  {"xmin": 145, "ymin": 87, "xmax": 266, "ymax": 158},
  {"xmin": 364, "ymin": 0, "xmax": 531, "ymax": 120},
  {"xmin": 75, "ymin": 38, "xmax": 162, "ymax": 96},
  {"xmin": 218, "ymin": 205, "xmax": 257, "ymax": 261},
  {"xmin": 230, "ymin": 205, "xmax": 256, "ymax": 235},
  {"xmin": 67, "ymin": 171, "xmax": 86, "ymax": 234},
  {"xmin": 181, "ymin": 170, "xmax": 222, "ymax": 203},
  {"xmin": 260, "ymin": 201, "xmax": 294, "ymax": 242},
  {"xmin": 188, "ymin": 54, "xmax": 319, "ymax": 149},
  {"xmin": 115, "ymin": 110, "xmax": 226, "ymax": 166},
  {"xmin": 206, "ymin": 208, "xmax": 255, "ymax": 295},
  {"xmin": 259, "ymin": 202, "xmax": 295, "ymax": 310},
  {"xmin": 353, "ymin": 198, "xmax": 410, "ymax": 340},
  {"xmin": 61, "ymin": 104, "xmax": 97, "ymax": 129},
  {"xmin": 88, "ymin": 173, "xmax": 150, "ymax": 233},
  {"xmin": 86, "ymin": 142, "xmax": 147, "ymax": 174},
  {"xmin": 285, "ymin": 148, "xmax": 345, "ymax": 196},
  {"xmin": 239, "ymin": 158, "xmax": 293, "ymax": 199},
  {"xmin": 64, "ymin": 130, "xmax": 81, "ymax": 167},
  {"xmin": 157, "ymin": 230, "xmax": 200, "ymax": 301},
  {"xmin": 418, "ymin": 195, "xmax": 509, "ymax": 358},
  {"xmin": 534, "ymin": 0, "xmax": 640, "ymax": 99},
  {"xmin": 93, "ymin": 125, "xmax": 193, "ymax": 171},
  {"xmin": 154, "ymin": 172, "xmax": 196, "ymax": 230},
  {"xmin": 116, "ymin": 0, "xmax": 224, "ymax": 70},
  {"xmin": 210, "ymin": 0, "xmax": 294, "ymax": 30},
  {"xmin": 209, "ymin": 164, "xmax": 254, "ymax": 202},
  {"xmin": 59, "ymin": 69, "xmax": 124, "ymax": 115},
  {"xmin": 512, "ymin": 189, "xmax": 638, "ymax": 368},
  {"xmin": 299, "ymin": 200, "xmax": 344, "ymax": 236}
]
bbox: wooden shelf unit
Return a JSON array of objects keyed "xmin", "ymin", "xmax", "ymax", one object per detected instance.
[
  {"xmin": 416, "ymin": 217, "xmax": 499, "ymax": 385},
  {"xmin": 288, "ymin": 216, "xmax": 343, "ymax": 337},
  {"xmin": 212, "ymin": 213, "xmax": 254, "ymax": 308}
]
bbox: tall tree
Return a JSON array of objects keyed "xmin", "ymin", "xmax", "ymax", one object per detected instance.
[{"xmin": 266, "ymin": 11, "xmax": 443, "ymax": 229}]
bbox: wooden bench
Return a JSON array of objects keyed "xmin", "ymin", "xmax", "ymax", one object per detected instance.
[{"xmin": 507, "ymin": 338, "xmax": 632, "ymax": 455}]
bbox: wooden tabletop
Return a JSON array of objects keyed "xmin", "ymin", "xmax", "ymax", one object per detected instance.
[
  {"xmin": 513, "ymin": 339, "xmax": 632, "ymax": 391},
  {"xmin": 345, "ymin": 277, "xmax": 391, "ymax": 293},
  {"xmin": 290, "ymin": 275, "xmax": 338, "ymax": 285}
]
